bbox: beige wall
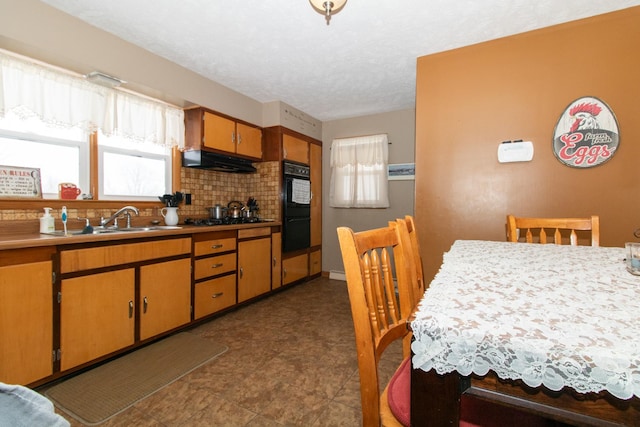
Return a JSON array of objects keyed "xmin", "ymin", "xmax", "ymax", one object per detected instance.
[
  {"xmin": 322, "ymin": 109, "xmax": 416, "ymax": 275},
  {"xmin": 415, "ymin": 7, "xmax": 640, "ymax": 282}
]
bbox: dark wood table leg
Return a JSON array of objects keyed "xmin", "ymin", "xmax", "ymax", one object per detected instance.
[{"xmin": 411, "ymin": 366, "xmax": 467, "ymax": 426}]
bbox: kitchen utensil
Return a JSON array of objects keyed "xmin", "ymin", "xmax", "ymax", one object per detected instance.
[
  {"xmin": 207, "ymin": 204, "xmax": 227, "ymax": 220},
  {"xmin": 242, "ymin": 208, "xmax": 254, "ymax": 219},
  {"xmin": 227, "ymin": 201, "xmax": 244, "ymax": 218}
]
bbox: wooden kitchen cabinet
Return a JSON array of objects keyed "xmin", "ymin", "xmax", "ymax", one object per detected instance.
[
  {"xmin": 0, "ymin": 248, "xmax": 54, "ymax": 385},
  {"xmin": 59, "ymin": 237, "xmax": 191, "ymax": 371},
  {"xmin": 310, "ymin": 249, "xmax": 322, "ymax": 277},
  {"xmin": 310, "ymin": 142, "xmax": 322, "ymax": 248},
  {"xmin": 283, "ymin": 134, "xmax": 309, "ymax": 164},
  {"xmin": 237, "ymin": 227, "xmax": 272, "ymax": 302},
  {"xmin": 193, "ymin": 230, "xmax": 238, "ymax": 318},
  {"xmin": 139, "ymin": 258, "xmax": 191, "ymax": 341},
  {"xmin": 194, "ymin": 275, "xmax": 236, "ymax": 319},
  {"xmin": 190, "ymin": 109, "xmax": 262, "ymax": 159},
  {"xmin": 60, "ymin": 269, "xmax": 135, "ymax": 371},
  {"xmin": 271, "ymin": 231, "xmax": 282, "ymax": 289},
  {"xmin": 283, "ymin": 253, "xmax": 308, "ymax": 285}
]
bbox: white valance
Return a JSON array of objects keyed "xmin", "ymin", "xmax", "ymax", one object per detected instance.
[{"xmin": 0, "ymin": 50, "xmax": 184, "ymax": 149}]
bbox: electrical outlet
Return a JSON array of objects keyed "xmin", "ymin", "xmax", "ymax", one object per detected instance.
[{"xmin": 185, "ymin": 193, "xmax": 192, "ymax": 205}]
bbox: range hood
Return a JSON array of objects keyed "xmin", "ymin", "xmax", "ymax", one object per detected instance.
[{"xmin": 182, "ymin": 150, "xmax": 257, "ymax": 173}]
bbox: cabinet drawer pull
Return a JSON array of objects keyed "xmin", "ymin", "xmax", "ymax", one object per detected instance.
[
  {"xmin": 211, "ymin": 292, "xmax": 224, "ymax": 298},
  {"xmin": 239, "ymin": 267, "xmax": 244, "ymax": 279},
  {"xmin": 211, "ymin": 263, "xmax": 224, "ymax": 269},
  {"xmin": 143, "ymin": 296, "xmax": 148, "ymax": 313},
  {"xmin": 211, "ymin": 244, "xmax": 223, "ymax": 249},
  {"xmin": 273, "ymin": 256, "xmax": 276, "ymax": 267},
  {"xmin": 128, "ymin": 300, "xmax": 134, "ymax": 318}
]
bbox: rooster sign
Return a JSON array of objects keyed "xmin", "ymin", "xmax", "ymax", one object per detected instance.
[{"xmin": 553, "ymin": 96, "xmax": 619, "ymax": 168}]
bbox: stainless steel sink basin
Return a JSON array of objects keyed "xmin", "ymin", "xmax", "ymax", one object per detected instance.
[
  {"xmin": 42, "ymin": 225, "xmax": 181, "ymax": 236},
  {"xmin": 116, "ymin": 226, "xmax": 182, "ymax": 232}
]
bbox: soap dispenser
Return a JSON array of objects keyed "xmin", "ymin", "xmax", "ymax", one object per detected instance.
[{"xmin": 39, "ymin": 207, "xmax": 55, "ymax": 233}]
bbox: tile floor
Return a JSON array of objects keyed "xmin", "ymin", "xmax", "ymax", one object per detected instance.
[{"xmin": 49, "ymin": 277, "xmax": 403, "ymax": 426}]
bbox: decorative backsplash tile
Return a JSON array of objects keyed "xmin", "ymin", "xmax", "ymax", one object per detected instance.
[
  {"xmin": 179, "ymin": 161, "xmax": 281, "ymax": 220},
  {"xmin": 0, "ymin": 161, "xmax": 281, "ymax": 232}
]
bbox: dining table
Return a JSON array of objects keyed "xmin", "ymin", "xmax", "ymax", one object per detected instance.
[{"xmin": 410, "ymin": 240, "xmax": 640, "ymax": 427}]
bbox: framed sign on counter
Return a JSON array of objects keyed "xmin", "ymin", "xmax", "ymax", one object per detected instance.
[{"xmin": 0, "ymin": 165, "xmax": 43, "ymax": 198}]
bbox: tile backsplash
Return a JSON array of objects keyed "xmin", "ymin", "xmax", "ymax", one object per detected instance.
[
  {"xmin": 180, "ymin": 161, "xmax": 281, "ymax": 220},
  {"xmin": 0, "ymin": 161, "xmax": 281, "ymax": 233}
]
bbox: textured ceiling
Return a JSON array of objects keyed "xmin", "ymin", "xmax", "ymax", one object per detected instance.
[{"xmin": 39, "ymin": 0, "xmax": 640, "ymax": 122}]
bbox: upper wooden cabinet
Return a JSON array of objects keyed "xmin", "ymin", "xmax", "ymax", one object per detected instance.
[
  {"xmin": 185, "ymin": 108, "xmax": 263, "ymax": 160},
  {"xmin": 263, "ymin": 126, "xmax": 319, "ymax": 166},
  {"xmin": 282, "ymin": 134, "xmax": 309, "ymax": 164}
]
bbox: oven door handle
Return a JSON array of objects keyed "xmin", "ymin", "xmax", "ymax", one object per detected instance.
[{"xmin": 286, "ymin": 217, "xmax": 310, "ymax": 223}]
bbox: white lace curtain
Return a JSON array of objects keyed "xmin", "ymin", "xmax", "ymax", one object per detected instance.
[
  {"xmin": 0, "ymin": 50, "xmax": 184, "ymax": 149},
  {"xmin": 329, "ymin": 133, "xmax": 389, "ymax": 208}
]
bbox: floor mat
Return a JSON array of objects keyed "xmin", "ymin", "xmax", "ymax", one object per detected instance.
[{"xmin": 44, "ymin": 332, "xmax": 227, "ymax": 425}]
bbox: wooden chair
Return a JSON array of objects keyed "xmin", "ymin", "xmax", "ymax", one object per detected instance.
[
  {"xmin": 391, "ymin": 215, "xmax": 426, "ymax": 314},
  {"xmin": 337, "ymin": 224, "xmax": 415, "ymax": 427},
  {"xmin": 506, "ymin": 214, "xmax": 600, "ymax": 246},
  {"xmin": 338, "ymin": 223, "xmax": 556, "ymax": 427}
]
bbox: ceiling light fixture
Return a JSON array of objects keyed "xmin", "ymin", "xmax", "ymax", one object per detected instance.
[
  {"xmin": 309, "ymin": 0, "xmax": 347, "ymax": 25},
  {"xmin": 85, "ymin": 71, "xmax": 125, "ymax": 88}
]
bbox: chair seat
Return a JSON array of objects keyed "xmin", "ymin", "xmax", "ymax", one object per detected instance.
[
  {"xmin": 385, "ymin": 358, "xmax": 556, "ymax": 427},
  {"xmin": 383, "ymin": 357, "xmax": 411, "ymax": 426}
]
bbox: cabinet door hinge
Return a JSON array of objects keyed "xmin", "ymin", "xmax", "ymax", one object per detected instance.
[{"xmin": 57, "ymin": 291, "xmax": 62, "ymax": 304}]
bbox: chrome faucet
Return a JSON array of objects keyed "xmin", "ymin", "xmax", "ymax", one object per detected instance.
[{"xmin": 100, "ymin": 205, "xmax": 139, "ymax": 228}]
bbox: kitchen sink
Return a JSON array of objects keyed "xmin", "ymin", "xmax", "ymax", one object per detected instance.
[
  {"xmin": 116, "ymin": 226, "xmax": 182, "ymax": 232},
  {"xmin": 42, "ymin": 225, "xmax": 182, "ymax": 236}
]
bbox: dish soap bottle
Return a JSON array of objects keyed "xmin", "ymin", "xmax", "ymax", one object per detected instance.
[{"xmin": 40, "ymin": 207, "xmax": 55, "ymax": 233}]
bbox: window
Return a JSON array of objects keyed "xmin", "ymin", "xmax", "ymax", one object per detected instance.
[
  {"xmin": 98, "ymin": 131, "xmax": 170, "ymax": 200},
  {"xmin": 0, "ymin": 49, "xmax": 184, "ymax": 201},
  {"xmin": 0, "ymin": 113, "xmax": 89, "ymax": 199},
  {"xmin": 329, "ymin": 134, "xmax": 389, "ymax": 208}
]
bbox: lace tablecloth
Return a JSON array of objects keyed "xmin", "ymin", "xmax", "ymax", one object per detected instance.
[{"xmin": 411, "ymin": 240, "xmax": 640, "ymax": 400}]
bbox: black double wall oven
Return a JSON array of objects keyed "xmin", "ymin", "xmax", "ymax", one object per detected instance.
[{"xmin": 282, "ymin": 161, "xmax": 311, "ymax": 253}]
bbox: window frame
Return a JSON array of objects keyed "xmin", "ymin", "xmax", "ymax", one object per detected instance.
[{"xmin": 97, "ymin": 139, "xmax": 172, "ymax": 202}]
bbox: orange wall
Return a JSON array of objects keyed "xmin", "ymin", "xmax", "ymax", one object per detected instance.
[{"xmin": 415, "ymin": 7, "xmax": 640, "ymax": 281}]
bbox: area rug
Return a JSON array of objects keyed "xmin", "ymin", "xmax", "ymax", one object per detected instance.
[{"xmin": 44, "ymin": 332, "xmax": 227, "ymax": 425}]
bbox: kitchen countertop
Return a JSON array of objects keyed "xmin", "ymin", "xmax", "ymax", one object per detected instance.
[{"xmin": 0, "ymin": 221, "xmax": 281, "ymax": 251}]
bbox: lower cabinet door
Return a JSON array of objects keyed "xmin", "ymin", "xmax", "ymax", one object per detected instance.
[
  {"xmin": 0, "ymin": 260, "xmax": 53, "ymax": 385},
  {"xmin": 194, "ymin": 274, "xmax": 237, "ymax": 319},
  {"xmin": 238, "ymin": 237, "xmax": 271, "ymax": 302},
  {"xmin": 283, "ymin": 253, "xmax": 308, "ymax": 285},
  {"xmin": 60, "ymin": 269, "xmax": 135, "ymax": 371},
  {"xmin": 310, "ymin": 249, "xmax": 322, "ymax": 276},
  {"xmin": 139, "ymin": 258, "xmax": 191, "ymax": 341}
]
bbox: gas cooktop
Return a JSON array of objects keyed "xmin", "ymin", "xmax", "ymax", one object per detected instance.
[{"xmin": 184, "ymin": 217, "xmax": 264, "ymax": 226}]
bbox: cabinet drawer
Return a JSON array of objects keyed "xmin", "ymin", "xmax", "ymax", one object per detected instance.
[
  {"xmin": 194, "ymin": 275, "xmax": 236, "ymax": 319},
  {"xmin": 60, "ymin": 238, "xmax": 191, "ymax": 274},
  {"xmin": 194, "ymin": 253, "xmax": 236, "ymax": 280},
  {"xmin": 194, "ymin": 237, "xmax": 237, "ymax": 257},
  {"xmin": 283, "ymin": 253, "xmax": 308, "ymax": 285}
]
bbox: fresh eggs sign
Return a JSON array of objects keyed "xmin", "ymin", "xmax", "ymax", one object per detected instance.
[{"xmin": 553, "ymin": 96, "xmax": 620, "ymax": 168}]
